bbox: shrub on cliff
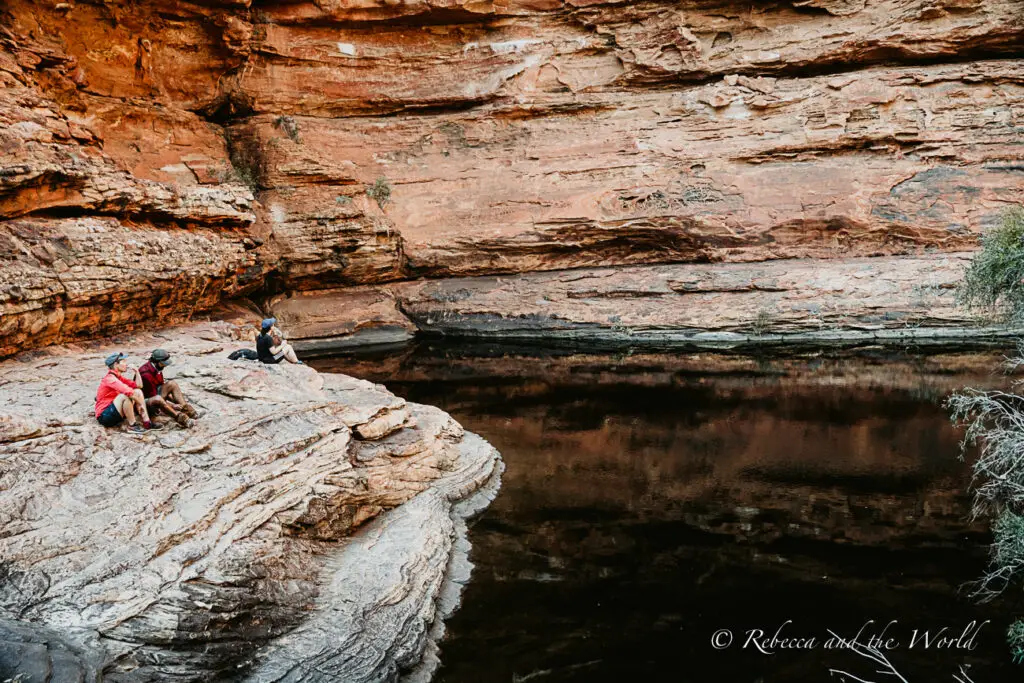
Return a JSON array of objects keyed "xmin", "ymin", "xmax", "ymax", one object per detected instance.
[
  {"xmin": 950, "ymin": 207, "xmax": 1024, "ymax": 664},
  {"xmin": 957, "ymin": 208, "xmax": 1024, "ymax": 322},
  {"xmin": 367, "ymin": 177, "xmax": 391, "ymax": 209},
  {"xmin": 947, "ymin": 348, "xmax": 1024, "ymax": 665}
]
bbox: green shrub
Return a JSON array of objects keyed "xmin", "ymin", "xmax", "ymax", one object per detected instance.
[
  {"xmin": 995, "ymin": 511, "xmax": 1024, "ymax": 562},
  {"xmin": 957, "ymin": 208, "xmax": 1024, "ymax": 321},
  {"xmin": 367, "ymin": 177, "xmax": 391, "ymax": 209},
  {"xmin": 1010, "ymin": 620, "xmax": 1024, "ymax": 664},
  {"xmin": 949, "ymin": 207, "xmax": 1024, "ymax": 667}
]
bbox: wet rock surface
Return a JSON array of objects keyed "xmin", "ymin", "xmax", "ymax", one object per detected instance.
[{"xmin": 0, "ymin": 323, "xmax": 502, "ymax": 682}]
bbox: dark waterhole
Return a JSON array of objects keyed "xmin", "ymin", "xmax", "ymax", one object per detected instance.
[{"xmin": 312, "ymin": 343, "xmax": 1024, "ymax": 683}]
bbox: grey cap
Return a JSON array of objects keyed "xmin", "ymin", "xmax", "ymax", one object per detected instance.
[
  {"xmin": 150, "ymin": 349, "xmax": 172, "ymax": 366},
  {"xmin": 105, "ymin": 352, "xmax": 125, "ymax": 368}
]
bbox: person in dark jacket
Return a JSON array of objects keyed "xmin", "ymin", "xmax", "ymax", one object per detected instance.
[
  {"xmin": 95, "ymin": 352, "xmax": 160, "ymax": 433},
  {"xmin": 139, "ymin": 349, "xmax": 199, "ymax": 428},
  {"xmin": 256, "ymin": 318, "xmax": 301, "ymax": 364}
]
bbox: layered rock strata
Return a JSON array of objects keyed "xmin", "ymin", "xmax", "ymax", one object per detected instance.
[
  {"xmin": 1, "ymin": 0, "xmax": 1022, "ymax": 355},
  {"xmin": 0, "ymin": 20, "xmax": 263, "ymax": 358},
  {"xmin": 273, "ymin": 253, "xmax": 1022, "ymax": 353},
  {"xmin": 0, "ymin": 322, "xmax": 502, "ymax": 681}
]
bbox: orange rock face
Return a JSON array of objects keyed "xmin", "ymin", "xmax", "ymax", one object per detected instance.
[{"xmin": 1, "ymin": 0, "xmax": 1022, "ymax": 355}]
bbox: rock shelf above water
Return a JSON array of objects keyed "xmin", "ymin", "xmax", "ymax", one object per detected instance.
[
  {"xmin": 0, "ymin": 323, "xmax": 502, "ymax": 682},
  {"xmin": 272, "ymin": 254, "xmax": 1023, "ymax": 354}
]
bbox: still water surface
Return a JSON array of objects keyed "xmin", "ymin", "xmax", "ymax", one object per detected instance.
[{"xmin": 312, "ymin": 344, "xmax": 1023, "ymax": 683}]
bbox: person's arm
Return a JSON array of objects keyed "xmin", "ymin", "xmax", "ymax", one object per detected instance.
[
  {"xmin": 138, "ymin": 367, "xmax": 156, "ymax": 397},
  {"xmin": 102, "ymin": 373, "xmax": 137, "ymax": 396},
  {"xmin": 269, "ymin": 331, "xmax": 288, "ymax": 358}
]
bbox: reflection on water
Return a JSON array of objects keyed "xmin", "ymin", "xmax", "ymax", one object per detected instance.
[{"xmin": 312, "ymin": 344, "xmax": 1024, "ymax": 683}]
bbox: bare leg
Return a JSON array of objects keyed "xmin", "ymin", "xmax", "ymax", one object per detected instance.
[
  {"xmin": 146, "ymin": 395, "xmax": 178, "ymax": 418},
  {"xmin": 149, "ymin": 395, "xmax": 193, "ymax": 427},
  {"xmin": 159, "ymin": 380, "xmax": 185, "ymax": 406},
  {"xmin": 130, "ymin": 389, "xmax": 151, "ymax": 424},
  {"xmin": 160, "ymin": 380, "xmax": 198, "ymax": 418},
  {"xmin": 114, "ymin": 393, "xmax": 137, "ymax": 426}
]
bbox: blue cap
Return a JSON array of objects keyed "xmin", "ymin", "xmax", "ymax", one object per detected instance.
[
  {"xmin": 105, "ymin": 352, "xmax": 125, "ymax": 368},
  {"xmin": 261, "ymin": 318, "xmax": 277, "ymax": 332}
]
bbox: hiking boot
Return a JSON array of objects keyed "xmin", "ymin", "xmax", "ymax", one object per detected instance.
[
  {"xmin": 175, "ymin": 412, "xmax": 194, "ymax": 429},
  {"xmin": 182, "ymin": 403, "xmax": 199, "ymax": 419},
  {"xmin": 127, "ymin": 423, "xmax": 145, "ymax": 434},
  {"xmin": 143, "ymin": 421, "xmax": 162, "ymax": 431}
]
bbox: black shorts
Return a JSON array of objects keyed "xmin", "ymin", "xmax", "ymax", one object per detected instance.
[{"xmin": 97, "ymin": 402, "xmax": 124, "ymax": 427}]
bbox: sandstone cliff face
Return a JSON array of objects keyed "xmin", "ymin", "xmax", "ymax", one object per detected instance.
[{"xmin": 1, "ymin": 0, "xmax": 1022, "ymax": 353}]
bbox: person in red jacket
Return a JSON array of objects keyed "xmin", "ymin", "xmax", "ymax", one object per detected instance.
[
  {"xmin": 138, "ymin": 349, "xmax": 198, "ymax": 428},
  {"xmin": 95, "ymin": 352, "xmax": 160, "ymax": 433}
]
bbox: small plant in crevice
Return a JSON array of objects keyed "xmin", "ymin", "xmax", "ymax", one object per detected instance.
[
  {"xmin": 366, "ymin": 177, "xmax": 392, "ymax": 209},
  {"xmin": 273, "ymin": 115, "xmax": 301, "ymax": 144},
  {"xmin": 752, "ymin": 308, "xmax": 773, "ymax": 336},
  {"xmin": 226, "ymin": 148, "xmax": 260, "ymax": 192},
  {"xmin": 221, "ymin": 128, "xmax": 264, "ymax": 193},
  {"xmin": 957, "ymin": 207, "xmax": 1024, "ymax": 323}
]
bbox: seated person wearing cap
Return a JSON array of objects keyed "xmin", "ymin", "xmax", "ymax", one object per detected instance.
[
  {"xmin": 256, "ymin": 318, "xmax": 301, "ymax": 365},
  {"xmin": 139, "ymin": 349, "xmax": 199, "ymax": 428},
  {"xmin": 95, "ymin": 353, "xmax": 161, "ymax": 433}
]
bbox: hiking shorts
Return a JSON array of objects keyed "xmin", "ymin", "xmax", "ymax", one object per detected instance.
[{"xmin": 97, "ymin": 403, "xmax": 124, "ymax": 427}]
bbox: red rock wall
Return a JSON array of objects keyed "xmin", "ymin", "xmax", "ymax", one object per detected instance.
[{"xmin": 1, "ymin": 0, "xmax": 1022, "ymax": 355}]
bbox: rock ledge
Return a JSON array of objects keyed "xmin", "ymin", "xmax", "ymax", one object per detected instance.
[{"xmin": 0, "ymin": 322, "xmax": 502, "ymax": 682}]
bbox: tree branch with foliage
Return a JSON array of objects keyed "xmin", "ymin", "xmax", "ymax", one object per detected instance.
[{"xmin": 947, "ymin": 207, "xmax": 1024, "ymax": 665}]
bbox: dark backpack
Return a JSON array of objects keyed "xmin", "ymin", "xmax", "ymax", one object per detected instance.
[{"xmin": 228, "ymin": 349, "xmax": 259, "ymax": 361}]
